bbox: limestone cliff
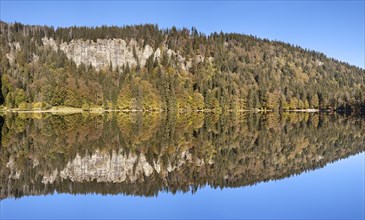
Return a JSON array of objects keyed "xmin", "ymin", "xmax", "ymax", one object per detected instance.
[
  {"xmin": 41, "ymin": 37, "xmax": 202, "ymax": 71},
  {"xmin": 42, "ymin": 37, "xmax": 154, "ymax": 70}
]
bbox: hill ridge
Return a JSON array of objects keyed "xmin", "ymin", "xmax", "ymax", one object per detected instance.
[{"xmin": 0, "ymin": 21, "xmax": 364, "ymax": 112}]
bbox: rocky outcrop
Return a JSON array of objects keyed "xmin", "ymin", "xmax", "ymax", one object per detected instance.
[
  {"xmin": 41, "ymin": 37, "xmax": 210, "ymax": 71},
  {"xmin": 42, "ymin": 37, "xmax": 155, "ymax": 70},
  {"xmin": 5, "ymin": 42, "xmax": 20, "ymax": 64}
]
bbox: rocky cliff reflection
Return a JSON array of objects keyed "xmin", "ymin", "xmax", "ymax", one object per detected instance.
[{"xmin": 0, "ymin": 112, "xmax": 364, "ymax": 199}]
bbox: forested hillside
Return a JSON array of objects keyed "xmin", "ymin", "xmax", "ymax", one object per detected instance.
[{"xmin": 0, "ymin": 21, "xmax": 364, "ymax": 112}]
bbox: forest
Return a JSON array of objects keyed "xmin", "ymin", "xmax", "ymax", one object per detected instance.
[
  {"xmin": 1, "ymin": 112, "xmax": 364, "ymax": 198},
  {"xmin": 0, "ymin": 21, "xmax": 364, "ymax": 112}
]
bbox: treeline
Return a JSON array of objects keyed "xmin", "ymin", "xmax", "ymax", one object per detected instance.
[
  {"xmin": 0, "ymin": 112, "xmax": 364, "ymax": 198},
  {"xmin": 0, "ymin": 21, "xmax": 364, "ymax": 112}
]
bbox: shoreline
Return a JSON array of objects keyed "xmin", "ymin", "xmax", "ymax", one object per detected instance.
[{"xmin": 0, "ymin": 107, "xmax": 331, "ymax": 114}]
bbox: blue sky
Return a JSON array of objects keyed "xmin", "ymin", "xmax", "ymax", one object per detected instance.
[{"xmin": 1, "ymin": 1, "xmax": 364, "ymax": 68}]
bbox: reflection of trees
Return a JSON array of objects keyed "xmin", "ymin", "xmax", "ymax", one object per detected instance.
[{"xmin": 0, "ymin": 112, "xmax": 364, "ymax": 199}]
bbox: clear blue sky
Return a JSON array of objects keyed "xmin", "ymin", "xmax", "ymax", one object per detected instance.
[{"xmin": 1, "ymin": 1, "xmax": 364, "ymax": 68}]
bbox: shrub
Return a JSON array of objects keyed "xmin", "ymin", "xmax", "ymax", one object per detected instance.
[
  {"xmin": 18, "ymin": 102, "xmax": 29, "ymax": 110},
  {"xmin": 82, "ymin": 103, "xmax": 90, "ymax": 111}
]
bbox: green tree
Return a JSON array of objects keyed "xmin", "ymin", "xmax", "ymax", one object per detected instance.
[
  {"xmin": 14, "ymin": 88, "xmax": 26, "ymax": 107},
  {"xmin": 310, "ymin": 94, "xmax": 319, "ymax": 109},
  {"xmin": 191, "ymin": 92, "xmax": 205, "ymax": 110}
]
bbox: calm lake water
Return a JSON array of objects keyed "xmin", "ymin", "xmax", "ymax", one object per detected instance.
[{"xmin": 0, "ymin": 112, "xmax": 364, "ymax": 219}]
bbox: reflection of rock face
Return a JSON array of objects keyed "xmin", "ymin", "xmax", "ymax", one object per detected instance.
[
  {"xmin": 42, "ymin": 149, "xmax": 193, "ymax": 184},
  {"xmin": 57, "ymin": 151, "xmax": 154, "ymax": 183},
  {"xmin": 0, "ymin": 113, "xmax": 364, "ymax": 199}
]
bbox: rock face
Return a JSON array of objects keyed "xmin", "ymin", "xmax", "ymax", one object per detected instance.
[
  {"xmin": 42, "ymin": 38, "xmax": 155, "ymax": 70},
  {"xmin": 6, "ymin": 42, "xmax": 21, "ymax": 64},
  {"xmin": 41, "ymin": 37, "xmax": 207, "ymax": 71}
]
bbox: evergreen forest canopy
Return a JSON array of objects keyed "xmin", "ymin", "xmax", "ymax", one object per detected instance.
[
  {"xmin": 0, "ymin": 21, "xmax": 364, "ymax": 112},
  {"xmin": 0, "ymin": 112, "xmax": 364, "ymax": 199}
]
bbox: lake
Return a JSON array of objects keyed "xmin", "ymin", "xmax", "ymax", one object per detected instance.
[{"xmin": 0, "ymin": 112, "xmax": 364, "ymax": 219}]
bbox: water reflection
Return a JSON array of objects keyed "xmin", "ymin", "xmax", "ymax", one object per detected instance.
[{"xmin": 0, "ymin": 112, "xmax": 364, "ymax": 199}]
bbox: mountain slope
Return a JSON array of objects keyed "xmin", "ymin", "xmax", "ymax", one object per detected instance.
[{"xmin": 0, "ymin": 21, "xmax": 364, "ymax": 112}]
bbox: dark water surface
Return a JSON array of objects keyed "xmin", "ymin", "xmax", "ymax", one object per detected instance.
[{"xmin": 0, "ymin": 112, "xmax": 364, "ymax": 219}]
